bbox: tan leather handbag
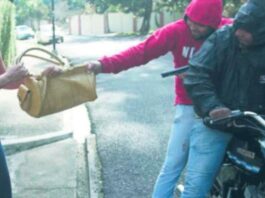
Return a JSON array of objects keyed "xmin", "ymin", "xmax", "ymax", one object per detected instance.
[{"xmin": 16, "ymin": 48, "xmax": 97, "ymax": 118}]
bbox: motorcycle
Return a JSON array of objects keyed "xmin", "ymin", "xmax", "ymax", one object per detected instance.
[
  {"xmin": 161, "ymin": 67, "xmax": 265, "ymax": 198},
  {"xmin": 206, "ymin": 110, "xmax": 265, "ymax": 198}
]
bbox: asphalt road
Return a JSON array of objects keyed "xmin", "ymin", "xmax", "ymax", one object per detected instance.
[
  {"xmin": 75, "ymin": 36, "xmax": 176, "ymax": 197},
  {"xmin": 89, "ymin": 65, "xmax": 175, "ymax": 197}
]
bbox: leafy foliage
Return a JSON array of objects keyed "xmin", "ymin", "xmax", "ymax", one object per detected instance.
[
  {"xmin": 0, "ymin": 0, "xmax": 16, "ymax": 65},
  {"xmin": 155, "ymin": 0, "xmax": 246, "ymax": 17},
  {"xmin": 88, "ymin": 0, "xmax": 146, "ymax": 15},
  {"xmin": 224, "ymin": 0, "xmax": 246, "ymax": 17},
  {"xmin": 67, "ymin": 0, "xmax": 87, "ymax": 10},
  {"xmin": 14, "ymin": 0, "xmax": 49, "ymax": 29},
  {"xmin": 154, "ymin": 0, "xmax": 190, "ymax": 13},
  {"xmin": 15, "ymin": 0, "xmax": 87, "ymax": 28}
]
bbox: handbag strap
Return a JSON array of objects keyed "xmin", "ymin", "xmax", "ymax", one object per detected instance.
[{"xmin": 15, "ymin": 47, "xmax": 69, "ymax": 67}]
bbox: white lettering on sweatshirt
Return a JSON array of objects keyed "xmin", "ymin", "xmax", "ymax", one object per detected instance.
[{"xmin": 182, "ymin": 46, "xmax": 196, "ymax": 59}]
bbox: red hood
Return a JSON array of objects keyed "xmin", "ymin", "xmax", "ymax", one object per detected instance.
[{"xmin": 185, "ymin": 0, "xmax": 223, "ymax": 29}]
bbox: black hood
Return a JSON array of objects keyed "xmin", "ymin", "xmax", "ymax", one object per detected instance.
[{"xmin": 233, "ymin": 0, "xmax": 265, "ymax": 46}]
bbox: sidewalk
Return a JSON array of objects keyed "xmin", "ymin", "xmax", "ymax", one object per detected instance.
[
  {"xmin": 7, "ymin": 139, "xmax": 78, "ymax": 198},
  {"xmin": 1, "ymin": 89, "xmax": 102, "ymax": 198}
]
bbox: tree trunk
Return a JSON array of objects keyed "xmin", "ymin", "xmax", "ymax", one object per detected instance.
[
  {"xmin": 139, "ymin": 0, "xmax": 153, "ymax": 35},
  {"xmin": 104, "ymin": 12, "xmax": 110, "ymax": 33},
  {"xmin": 154, "ymin": 12, "xmax": 161, "ymax": 28}
]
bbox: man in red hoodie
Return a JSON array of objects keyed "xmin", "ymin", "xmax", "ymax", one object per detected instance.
[{"xmin": 87, "ymin": 0, "xmax": 232, "ymax": 197}]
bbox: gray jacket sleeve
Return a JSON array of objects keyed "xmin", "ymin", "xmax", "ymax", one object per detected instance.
[{"xmin": 184, "ymin": 32, "xmax": 225, "ymax": 117}]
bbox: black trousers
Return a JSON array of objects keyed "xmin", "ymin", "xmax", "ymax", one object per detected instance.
[{"xmin": 0, "ymin": 142, "xmax": 11, "ymax": 198}]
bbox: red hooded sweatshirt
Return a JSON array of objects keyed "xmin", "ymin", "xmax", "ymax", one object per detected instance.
[{"xmin": 99, "ymin": 0, "xmax": 232, "ymax": 105}]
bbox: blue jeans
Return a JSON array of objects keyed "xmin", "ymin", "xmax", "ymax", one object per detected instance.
[
  {"xmin": 152, "ymin": 105, "xmax": 232, "ymax": 198},
  {"xmin": 0, "ymin": 142, "xmax": 12, "ymax": 198}
]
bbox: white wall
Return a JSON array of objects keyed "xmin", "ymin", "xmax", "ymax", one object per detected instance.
[
  {"xmin": 69, "ymin": 15, "xmax": 79, "ymax": 35},
  {"xmin": 69, "ymin": 11, "xmax": 181, "ymax": 35},
  {"xmin": 81, "ymin": 14, "xmax": 105, "ymax": 35},
  {"xmin": 108, "ymin": 13, "xmax": 134, "ymax": 33}
]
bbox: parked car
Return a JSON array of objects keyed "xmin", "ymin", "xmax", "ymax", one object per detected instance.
[
  {"xmin": 36, "ymin": 25, "xmax": 64, "ymax": 44},
  {"xmin": 16, "ymin": 25, "xmax": 35, "ymax": 40}
]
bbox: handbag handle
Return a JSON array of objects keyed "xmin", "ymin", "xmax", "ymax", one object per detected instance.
[{"xmin": 15, "ymin": 47, "xmax": 69, "ymax": 67}]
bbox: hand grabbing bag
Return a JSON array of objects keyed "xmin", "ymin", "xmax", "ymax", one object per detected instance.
[{"xmin": 16, "ymin": 47, "xmax": 97, "ymax": 118}]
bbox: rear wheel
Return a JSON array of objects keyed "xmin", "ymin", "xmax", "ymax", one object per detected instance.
[{"xmin": 210, "ymin": 165, "xmax": 241, "ymax": 198}]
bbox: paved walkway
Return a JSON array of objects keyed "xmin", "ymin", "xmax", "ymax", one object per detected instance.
[
  {"xmin": 0, "ymin": 88, "xmax": 100, "ymax": 198},
  {"xmin": 7, "ymin": 139, "xmax": 78, "ymax": 198}
]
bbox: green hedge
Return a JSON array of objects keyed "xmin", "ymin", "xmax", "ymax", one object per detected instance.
[{"xmin": 0, "ymin": 0, "xmax": 16, "ymax": 66}]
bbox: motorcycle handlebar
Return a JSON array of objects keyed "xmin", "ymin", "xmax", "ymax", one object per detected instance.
[
  {"xmin": 204, "ymin": 110, "xmax": 265, "ymax": 128},
  {"xmin": 204, "ymin": 110, "xmax": 244, "ymax": 125}
]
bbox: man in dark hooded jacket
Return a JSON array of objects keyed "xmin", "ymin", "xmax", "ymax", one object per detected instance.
[{"xmin": 184, "ymin": 0, "xmax": 265, "ymax": 196}]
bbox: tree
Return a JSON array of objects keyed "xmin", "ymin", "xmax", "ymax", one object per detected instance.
[
  {"xmin": 67, "ymin": 0, "xmax": 87, "ymax": 10},
  {"xmin": 155, "ymin": 0, "xmax": 190, "ymax": 13},
  {"xmin": 139, "ymin": 0, "xmax": 153, "ymax": 34},
  {"xmin": 223, "ymin": 0, "xmax": 246, "ymax": 17},
  {"xmin": 0, "ymin": 0, "xmax": 16, "ymax": 65},
  {"xmin": 153, "ymin": 0, "xmax": 190, "ymax": 27},
  {"xmin": 14, "ymin": 0, "xmax": 49, "ymax": 29}
]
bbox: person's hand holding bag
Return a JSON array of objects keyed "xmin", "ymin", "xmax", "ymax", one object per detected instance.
[
  {"xmin": 41, "ymin": 66, "xmax": 64, "ymax": 77},
  {"xmin": 86, "ymin": 61, "xmax": 102, "ymax": 75}
]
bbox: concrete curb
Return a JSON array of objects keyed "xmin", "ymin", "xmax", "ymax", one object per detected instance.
[
  {"xmin": 87, "ymin": 134, "xmax": 103, "ymax": 198},
  {"xmin": 71, "ymin": 105, "xmax": 103, "ymax": 198},
  {"xmin": 2, "ymin": 130, "xmax": 73, "ymax": 156},
  {"xmin": 76, "ymin": 139, "xmax": 90, "ymax": 198}
]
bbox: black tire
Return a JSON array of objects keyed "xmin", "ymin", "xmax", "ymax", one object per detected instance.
[{"xmin": 209, "ymin": 165, "xmax": 239, "ymax": 198}]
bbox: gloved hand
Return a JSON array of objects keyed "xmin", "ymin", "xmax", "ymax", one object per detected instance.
[{"xmin": 209, "ymin": 107, "xmax": 231, "ymax": 120}]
